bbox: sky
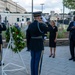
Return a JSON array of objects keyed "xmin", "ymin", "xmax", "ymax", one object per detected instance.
[{"xmin": 12, "ymin": 0, "xmax": 70, "ymax": 14}]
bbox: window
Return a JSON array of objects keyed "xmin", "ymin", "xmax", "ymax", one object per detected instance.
[
  {"xmin": 22, "ymin": 19, "xmax": 24, "ymax": 21},
  {"xmin": 26, "ymin": 18, "xmax": 30, "ymax": 21},
  {"xmin": 17, "ymin": 18, "xmax": 19, "ymax": 22}
]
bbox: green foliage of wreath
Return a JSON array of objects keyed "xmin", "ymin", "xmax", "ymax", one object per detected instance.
[{"xmin": 6, "ymin": 25, "xmax": 26, "ymax": 53}]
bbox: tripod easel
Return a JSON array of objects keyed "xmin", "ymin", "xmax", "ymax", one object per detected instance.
[{"xmin": 2, "ymin": 24, "xmax": 28, "ymax": 75}]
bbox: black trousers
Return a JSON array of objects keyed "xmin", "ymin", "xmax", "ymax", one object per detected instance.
[{"xmin": 70, "ymin": 38, "xmax": 75, "ymax": 59}]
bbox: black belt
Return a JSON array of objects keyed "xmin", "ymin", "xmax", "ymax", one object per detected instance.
[{"xmin": 31, "ymin": 36, "xmax": 42, "ymax": 39}]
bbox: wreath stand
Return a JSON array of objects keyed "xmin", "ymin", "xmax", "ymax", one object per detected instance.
[{"xmin": 2, "ymin": 26, "xmax": 29, "ymax": 75}]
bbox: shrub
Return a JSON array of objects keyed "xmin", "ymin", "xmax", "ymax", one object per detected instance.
[{"xmin": 57, "ymin": 31, "xmax": 65, "ymax": 38}]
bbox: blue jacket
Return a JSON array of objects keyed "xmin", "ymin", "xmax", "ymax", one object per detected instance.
[{"xmin": 67, "ymin": 21, "xmax": 75, "ymax": 40}]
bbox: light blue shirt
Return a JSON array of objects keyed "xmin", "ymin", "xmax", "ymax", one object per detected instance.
[{"xmin": 73, "ymin": 21, "xmax": 75, "ymax": 26}]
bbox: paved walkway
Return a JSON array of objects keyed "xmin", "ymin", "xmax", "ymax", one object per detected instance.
[{"xmin": 0, "ymin": 46, "xmax": 75, "ymax": 75}]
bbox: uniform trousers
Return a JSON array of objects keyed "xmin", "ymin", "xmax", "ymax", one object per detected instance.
[
  {"xmin": 70, "ymin": 38, "xmax": 75, "ymax": 59},
  {"xmin": 31, "ymin": 50, "xmax": 44, "ymax": 75}
]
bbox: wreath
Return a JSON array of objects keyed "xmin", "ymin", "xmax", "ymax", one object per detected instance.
[{"xmin": 6, "ymin": 24, "xmax": 26, "ymax": 53}]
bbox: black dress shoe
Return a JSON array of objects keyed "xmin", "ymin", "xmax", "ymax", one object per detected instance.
[
  {"xmin": 49, "ymin": 54, "xmax": 52, "ymax": 57},
  {"xmin": 73, "ymin": 58, "xmax": 75, "ymax": 61},
  {"xmin": 49, "ymin": 55, "xmax": 51, "ymax": 57},
  {"xmin": 52, "ymin": 55, "xmax": 55, "ymax": 58},
  {"xmin": 0, "ymin": 63, "xmax": 4, "ymax": 66},
  {"xmin": 0, "ymin": 63, "xmax": 1, "ymax": 66},
  {"xmin": 69, "ymin": 58, "xmax": 73, "ymax": 60},
  {"xmin": 3, "ymin": 63, "xmax": 4, "ymax": 65},
  {"xmin": 0, "ymin": 61, "xmax": 1, "ymax": 66}
]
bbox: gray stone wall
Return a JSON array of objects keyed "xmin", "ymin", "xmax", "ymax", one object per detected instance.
[{"xmin": 2, "ymin": 38, "xmax": 69, "ymax": 48}]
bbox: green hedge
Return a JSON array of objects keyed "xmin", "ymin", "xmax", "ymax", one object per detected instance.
[{"xmin": 46, "ymin": 29, "xmax": 67, "ymax": 39}]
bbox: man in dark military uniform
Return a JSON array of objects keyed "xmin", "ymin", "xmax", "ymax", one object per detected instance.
[
  {"xmin": 26, "ymin": 11, "xmax": 53, "ymax": 75},
  {"xmin": 67, "ymin": 16, "xmax": 75, "ymax": 61},
  {"xmin": 0, "ymin": 15, "xmax": 6, "ymax": 66}
]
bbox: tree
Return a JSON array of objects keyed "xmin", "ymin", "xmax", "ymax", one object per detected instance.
[{"xmin": 63, "ymin": 0, "xmax": 75, "ymax": 9}]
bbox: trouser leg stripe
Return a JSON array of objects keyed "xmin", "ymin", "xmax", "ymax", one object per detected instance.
[{"xmin": 38, "ymin": 50, "xmax": 44, "ymax": 75}]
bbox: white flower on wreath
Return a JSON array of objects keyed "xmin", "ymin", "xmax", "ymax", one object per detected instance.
[
  {"xmin": 13, "ymin": 32, "xmax": 15, "ymax": 34},
  {"xmin": 20, "ymin": 37, "xmax": 22, "ymax": 39},
  {"xmin": 17, "ymin": 35, "xmax": 19, "ymax": 37}
]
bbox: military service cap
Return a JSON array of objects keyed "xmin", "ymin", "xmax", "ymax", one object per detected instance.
[{"xmin": 33, "ymin": 11, "xmax": 42, "ymax": 17}]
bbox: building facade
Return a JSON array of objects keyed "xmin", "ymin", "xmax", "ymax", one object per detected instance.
[
  {"xmin": 0, "ymin": 0, "xmax": 26, "ymax": 13},
  {"xmin": 7, "ymin": 13, "xmax": 32, "ymax": 26},
  {"xmin": 0, "ymin": 13, "xmax": 32, "ymax": 26}
]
